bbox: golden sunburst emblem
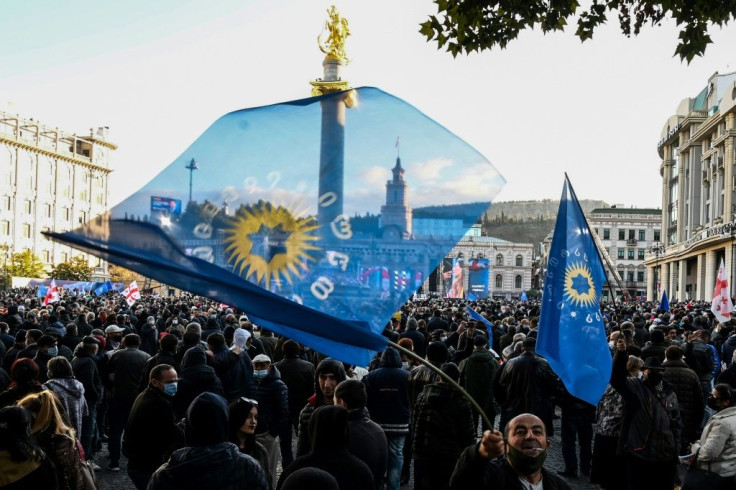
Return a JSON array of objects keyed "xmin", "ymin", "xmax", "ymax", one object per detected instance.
[
  {"xmin": 223, "ymin": 201, "xmax": 320, "ymax": 289},
  {"xmin": 563, "ymin": 262, "xmax": 597, "ymax": 308}
]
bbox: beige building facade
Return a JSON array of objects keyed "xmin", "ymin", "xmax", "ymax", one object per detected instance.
[
  {"xmin": 0, "ymin": 110, "xmax": 115, "ymax": 279},
  {"xmin": 589, "ymin": 207, "xmax": 662, "ymax": 300},
  {"xmin": 647, "ymin": 71, "xmax": 736, "ymax": 302}
]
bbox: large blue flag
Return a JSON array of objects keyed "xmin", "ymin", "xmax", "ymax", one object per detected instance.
[
  {"xmin": 465, "ymin": 305, "xmax": 493, "ymax": 346},
  {"xmin": 537, "ymin": 176, "xmax": 610, "ymax": 405},
  {"xmin": 661, "ymin": 289, "xmax": 670, "ymax": 311},
  {"xmin": 47, "ymin": 87, "xmax": 504, "ymax": 366}
]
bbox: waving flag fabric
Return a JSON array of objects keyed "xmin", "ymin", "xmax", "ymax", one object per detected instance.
[
  {"xmin": 661, "ymin": 289, "xmax": 670, "ymax": 312},
  {"xmin": 712, "ymin": 258, "xmax": 733, "ymax": 322},
  {"xmin": 122, "ymin": 281, "xmax": 141, "ymax": 306},
  {"xmin": 537, "ymin": 176, "xmax": 610, "ymax": 405},
  {"xmin": 466, "ymin": 306, "xmax": 493, "ymax": 346},
  {"xmin": 46, "ymin": 87, "xmax": 504, "ymax": 366},
  {"xmin": 42, "ymin": 280, "xmax": 60, "ymax": 307}
]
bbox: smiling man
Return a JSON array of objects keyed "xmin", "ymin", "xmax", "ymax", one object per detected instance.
[{"xmin": 450, "ymin": 413, "xmax": 571, "ymax": 490}]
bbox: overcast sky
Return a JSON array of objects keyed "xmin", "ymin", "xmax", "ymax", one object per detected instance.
[{"xmin": 2, "ymin": 0, "xmax": 735, "ymax": 210}]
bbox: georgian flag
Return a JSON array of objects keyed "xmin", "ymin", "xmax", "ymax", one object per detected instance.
[
  {"xmin": 122, "ymin": 281, "xmax": 141, "ymax": 307},
  {"xmin": 712, "ymin": 258, "xmax": 734, "ymax": 323},
  {"xmin": 42, "ymin": 280, "xmax": 60, "ymax": 306}
]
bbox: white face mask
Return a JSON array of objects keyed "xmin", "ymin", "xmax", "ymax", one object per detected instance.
[
  {"xmin": 402, "ymin": 361, "xmax": 410, "ymax": 370},
  {"xmin": 608, "ymin": 341, "xmax": 615, "ymax": 349}
]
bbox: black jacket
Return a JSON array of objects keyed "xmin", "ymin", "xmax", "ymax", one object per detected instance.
[
  {"xmin": 277, "ymin": 406, "xmax": 374, "ymax": 490},
  {"xmin": 71, "ymin": 350, "xmax": 102, "ymax": 405},
  {"xmin": 450, "ymin": 443, "xmax": 572, "ymax": 490},
  {"xmin": 662, "ymin": 359, "xmax": 704, "ymax": 449},
  {"xmin": 363, "ymin": 348, "xmax": 410, "ymax": 434},
  {"xmin": 493, "ymin": 351, "xmax": 562, "ymax": 435},
  {"xmin": 273, "ymin": 355, "xmax": 315, "ymax": 420},
  {"xmin": 123, "ymin": 386, "xmax": 184, "ymax": 472},
  {"xmin": 346, "ymin": 407, "xmax": 387, "ymax": 486},
  {"xmin": 399, "ymin": 328, "xmax": 427, "ymax": 359},
  {"xmin": 107, "ymin": 346, "xmax": 151, "ymax": 399},
  {"xmin": 174, "ymin": 348, "xmax": 223, "ymax": 419},
  {"xmin": 251, "ymin": 366, "xmax": 289, "ymax": 437},
  {"xmin": 210, "ymin": 346, "xmax": 254, "ymax": 402},
  {"xmin": 611, "ymin": 349, "xmax": 682, "ymax": 462}
]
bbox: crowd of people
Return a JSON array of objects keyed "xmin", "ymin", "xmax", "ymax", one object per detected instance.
[{"xmin": 0, "ymin": 288, "xmax": 736, "ymax": 489}]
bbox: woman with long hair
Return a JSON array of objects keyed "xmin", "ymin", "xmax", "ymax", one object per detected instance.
[
  {"xmin": 17, "ymin": 390, "xmax": 83, "ymax": 490},
  {"xmin": 228, "ymin": 397, "xmax": 272, "ymax": 488},
  {"xmin": 0, "ymin": 405, "xmax": 57, "ymax": 488}
]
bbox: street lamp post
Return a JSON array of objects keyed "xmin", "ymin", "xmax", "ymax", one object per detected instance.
[{"xmin": 650, "ymin": 242, "xmax": 664, "ymax": 302}]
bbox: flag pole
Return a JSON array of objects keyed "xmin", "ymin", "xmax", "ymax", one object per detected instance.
[
  {"xmin": 388, "ymin": 340, "xmax": 493, "ymax": 430},
  {"xmin": 564, "ymin": 173, "xmax": 618, "ymax": 309}
]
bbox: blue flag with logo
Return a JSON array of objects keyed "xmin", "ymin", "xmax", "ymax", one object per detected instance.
[
  {"xmin": 537, "ymin": 176, "xmax": 610, "ymax": 405},
  {"xmin": 661, "ymin": 289, "xmax": 670, "ymax": 311},
  {"xmin": 47, "ymin": 87, "xmax": 504, "ymax": 366},
  {"xmin": 465, "ymin": 306, "xmax": 493, "ymax": 346}
]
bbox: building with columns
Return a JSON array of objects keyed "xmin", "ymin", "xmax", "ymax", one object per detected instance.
[
  {"xmin": 588, "ymin": 207, "xmax": 661, "ymax": 300},
  {"xmin": 647, "ymin": 70, "xmax": 736, "ymax": 302},
  {"xmin": 0, "ymin": 109, "xmax": 115, "ymax": 279}
]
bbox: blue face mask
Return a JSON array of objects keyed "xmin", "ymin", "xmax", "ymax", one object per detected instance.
[
  {"xmin": 163, "ymin": 382, "xmax": 178, "ymax": 397},
  {"xmin": 46, "ymin": 347, "xmax": 58, "ymax": 357},
  {"xmin": 253, "ymin": 369, "xmax": 268, "ymax": 379}
]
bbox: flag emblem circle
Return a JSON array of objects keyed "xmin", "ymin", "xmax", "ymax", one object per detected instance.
[
  {"xmin": 563, "ymin": 262, "xmax": 597, "ymax": 308},
  {"xmin": 223, "ymin": 201, "xmax": 320, "ymax": 289}
]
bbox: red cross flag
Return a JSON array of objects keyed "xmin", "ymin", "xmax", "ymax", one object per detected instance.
[
  {"xmin": 42, "ymin": 279, "xmax": 60, "ymax": 307},
  {"xmin": 122, "ymin": 281, "xmax": 141, "ymax": 307},
  {"xmin": 712, "ymin": 258, "xmax": 734, "ymax": 323}
]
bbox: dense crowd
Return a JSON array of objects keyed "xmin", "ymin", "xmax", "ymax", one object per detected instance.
[{"xmin": 0, "ymin": 289, "xmax": 736, "ymax": 489}]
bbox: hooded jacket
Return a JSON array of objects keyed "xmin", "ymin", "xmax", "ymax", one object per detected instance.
[
  {"xmin": 148, "ymin": 392, "xmax": 268, "ymax": 490},
  {"xmin": 174, "ymin": 347, "xmax": 223, "ymax": 419},
  {"xmin": 691, "ymin": 405, "xmax": 736, "ymax": 477},
  {"xmin": 277, "ymin": 406, "xmax": 374, "ymax": 490},
  {"xmin": 44, "ymin": 377, "xmax": 87, "ymax": 436},
  {"xmin": 296, "ymin": 359, "xmax": 346, "ymax": 457},
  {"xmin": 362, "ymin": 347, "xmax": 410, "ymax": 434}
]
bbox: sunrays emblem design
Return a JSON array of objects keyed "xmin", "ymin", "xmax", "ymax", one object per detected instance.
[
  {"xmin": 563, "ymin": 262, "xmax": 597, "ymax": 308},
  {"xmin": 223, "ymin": 201, "xmax": 320, "ymax": 289}
]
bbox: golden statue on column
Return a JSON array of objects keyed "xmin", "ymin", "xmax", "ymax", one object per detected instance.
[{"xmin": 318, "ymin": 5, "xmax": 350, "ymax": 62}]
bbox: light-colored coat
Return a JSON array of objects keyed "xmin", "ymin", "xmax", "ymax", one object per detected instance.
[{"xmin": 692, "ymin": 405, "xmax": 736, "ymax": 477}]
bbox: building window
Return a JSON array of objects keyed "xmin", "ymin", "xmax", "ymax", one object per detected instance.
[
  {"xmin": 23, "ymin": 200, "xmax": 32, "ymax": 214},
  {"xmin": 628, "ymin": 249, "xmax": 634, "ymax": 260},
  {"xmin": 638, "ymin": 249, "xmax": 645, "ymax": 260},
  {"xmin": 603, "ymin": 229, "xmax": 610, "ymax": 240},
  {"xmin": 2, "ymin": 196, "xmax": 10, "ymax": 211},
  {"xmin": 627, "ymin": 271, "xmax": 634, "ymax": 282},
  {"xmin": 63, "ymin": 208, "xmax": 71, "ymax": 221},
  {"xmin": 60, "ymin": 252, "xmax": 68, "ymax": 263},
  {"xmin": 654, "ymin": 230, "xmax": 661, "ymax": 241},
  {"xmin": 78, "ymin": 211, "xmax": 87, "ymax": 224},
  {"xmin": 637, "ymin": 271, "xmax": 644, "ymax": 282},
  {"xmin": 495, "ymin": 274, "xmax": 503, "ymax": 289},
  {"xmin": 618, "ymin": 229, "xmax": 625, "ymax": 240},
  {"xmin": 515, "ymin": 275, "xmax": 522, "ymax": 289},
  {"xmin": 638, "ymin": 230, "xmax": 645, "ymax": 241},
  {"xmin": 617, "ymin": 249, "xmax": 624, "ymax": 259},
  {"xmin": 22, "ymin": 223, "xmax": 31, "ymax": 238},
  {"xmin": 628, "ymin": 229, "xmax": 635, "ymax": 240},
  {"xmin": 0, "ymin": 221, "xmax": 8, "ymax": 235},
  {"xmin": 515, "ymin": 255, "xmax": 523, "ymax": 267},
  {"xmin": 42, "ymin": 250, "xmax": 50, "ymax": 263},
  {"xmin": 496, "ymin": 254, "xmax": 504, "ymax": 266},
  {"xmin": 44, "ymin": 204, "xmax": 52, "ymax": 218}
]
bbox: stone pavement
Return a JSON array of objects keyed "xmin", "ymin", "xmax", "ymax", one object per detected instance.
[{"xmin": 95, "ymin": 411, "xmax": 600, "ymax": 490}]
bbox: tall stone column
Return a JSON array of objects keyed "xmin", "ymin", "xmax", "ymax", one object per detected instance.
[
  {"xmin": 705, "ymin": 250, "xmax": 718, "ymax": 301},
  {"xmin": 678, "ymin": 259, "xmax": 687, "ymax": 301},
  {"xmin": 660, "ymin": 261, "xmax": 670, "ymax": 302},
  {"xmin": 669, "ymin": 261, "xmax": 677, "ymax": 300},
  {"xmin": 696, "ymin": 253, "xmax": 705, "ymax": 301},
  {"xmin": 724, "ymin": 113, "xmax": 735, "ymax": 222},
  {"xmin": 647, "ymin": 265, "xmax": 655, "ymax": 301}
]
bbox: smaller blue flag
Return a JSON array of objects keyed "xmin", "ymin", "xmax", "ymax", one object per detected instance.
[
  {"xmin": 94, "ymin": 281, "xmax": 113, "ymax": 296},
  {"xmin": 465, "ymin": 306, "xmax": 493, "ymax": 346},
  {"xmin": 661, "ymin": 290, "xmax": 670, "ymax": 311},
  {"xmin": 37, "ymin": 285, "xmax": 48, "ymax": 298},
  {"xmin": 537, "ymin": 176, "xmax": 611, "ymax": 405},
  {"xmin": 520, "ymin": 290, "xmax": 528, "ymax": 302}
]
